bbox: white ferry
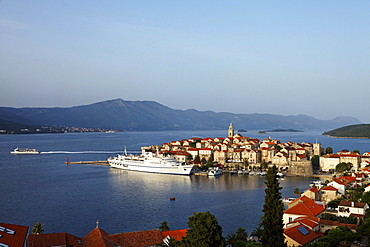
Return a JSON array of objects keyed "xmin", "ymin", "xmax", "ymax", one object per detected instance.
[
  {"xmin": 10, "ymin": 148, "xmax": 40, "ymax": 154},
  {"xmin": 108, "ymin": 151, "xmax": 194, "ymax": 175}
]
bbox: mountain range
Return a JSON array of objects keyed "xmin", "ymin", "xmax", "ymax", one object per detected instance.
[{"xmin": 0, "ymin": 99, "xmax": 362, "ymax": 132}]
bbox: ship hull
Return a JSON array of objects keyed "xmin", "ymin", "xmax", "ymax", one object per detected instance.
[{"xmin": 108, "ymin": 154, "xmax": 193, "ymax": 175}]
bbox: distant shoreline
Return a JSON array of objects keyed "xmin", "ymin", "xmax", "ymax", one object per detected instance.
[{"xmin": 322, "ymin": 134, "xmax": 370, "ymax": 139}]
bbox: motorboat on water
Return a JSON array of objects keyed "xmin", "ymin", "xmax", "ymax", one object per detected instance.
[
  {"xmin": 309, "ymin": 180, "xmax": 327, "ymax": 189},
  {"xmin": 108, "ymin": 150, "xmax": 194, "ymax": 175},
  {"xmin": 208, "ymin": 167, "xmax": 222, "ymax": 176},
  {"xmin": 10, "ymin": 148, "xmax": 40, "ymax": 154}
]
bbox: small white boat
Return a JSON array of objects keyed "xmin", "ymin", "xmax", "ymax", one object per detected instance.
[
  {"xmin": 309, "ymin": 180, "xmax": 326, "ymax": 189},
  {"xmin": 11, "ymin": 148, "xmax": 40, "ymax": 154},
  {"xmin": 249, "ymin": 170, "xmax": 257, "ymax": 176},
  {"xmin": 282, "ymin": 197, "xmax": 296, "ymax": 203},
  {"xmin": 208, "ymin": 167, "xmax": 222, "ymax": 176},
  {"xmin": 277, "ymin": 172, "xmax": 285, "ymax": 178},
  {"xmin": 259, "ymin": 171, "xmax": 267, "ymax": 176}
]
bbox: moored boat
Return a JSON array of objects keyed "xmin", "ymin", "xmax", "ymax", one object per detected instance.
[
  {"xmin": 10, "ymin": 148, "xmax": 40, "ymax": 154},
  {"xmin": 108, "ymin": 151, "xmax": 194, "ymax": 175},
  {"xmin": 208, "ymin": 167, "xmax": 222, "ymax": 176}
]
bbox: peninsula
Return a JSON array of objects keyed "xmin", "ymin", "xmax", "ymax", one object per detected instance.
[{"xmin": 323, "ymin": 124, "xmax": 370, "ymax": 139}]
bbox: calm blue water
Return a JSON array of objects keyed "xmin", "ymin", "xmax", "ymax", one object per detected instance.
[{"xmin": 1, "ymin": 130, "xmax": 369, "ymax": 237}]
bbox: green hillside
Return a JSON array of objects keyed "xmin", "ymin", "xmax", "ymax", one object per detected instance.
[{"xmin": 323, "ymin": 124, "xmax": 370, "ymax": 138}]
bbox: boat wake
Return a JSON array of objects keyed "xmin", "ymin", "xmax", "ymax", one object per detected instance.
[{"xmin": 40, "ymin": 151, "xmax": 128, "ymax": 154}]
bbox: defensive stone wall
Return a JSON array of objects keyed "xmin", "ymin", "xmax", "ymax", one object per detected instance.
[{"xmin": 289, "ymin": 161, "xmax": 313, "ymax": 176}]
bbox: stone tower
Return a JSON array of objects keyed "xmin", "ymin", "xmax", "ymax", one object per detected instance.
[
  {"xmin": 228, "ymin": 123, "xmax": 234, "ymax": 138},
  {"xmin": 313, "ymin": 142, "xmax": 323, "ymax": 156}
]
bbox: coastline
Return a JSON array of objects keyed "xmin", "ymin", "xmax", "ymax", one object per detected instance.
[{"xmin": 323, "ymin": 134, "xmax": 370, "ymax": 139}]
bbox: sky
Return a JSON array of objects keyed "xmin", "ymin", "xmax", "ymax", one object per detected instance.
[{"xmin": 1, "ymin": 1, "xmax": 369, "ymax": 122}]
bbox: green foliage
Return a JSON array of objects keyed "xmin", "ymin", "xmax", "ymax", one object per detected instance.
[
  {"xmin": 178, "ymin": 212, "xmax": 226, "ymax": 247},
  {"xmin": 261, "ymin": 165, "xmax": 285, "ymax": 247},
  {"xmin": 357, "ymin": 216, "xmax": 370, "ymax": 237},
  {"xmin": 359, "ymin": 191, "xmax": 370, "ymax": 204},
  {"xmin": 293, "ymin": 188, "xmax": 301, "ymax": 197},
  {"xmin": 321, "ymin": 213, "xmax": 358, "ymax": 224},
  {"xmin": 32, "ymin": 222, "xmax": 44, "ymax": 235},
  {"xmin": 336, "ymin": 162, "xmax": 353, "ymax": 173},
  {"xmin": 312, "ymin": 226, "xmax": 360, "ymax": 247},
  {"xmin": 274, "ymin": 145, "xmax": 282, "ymax": 151},
  {"xmin": 325, "ymin": 147, "xmax": 333, "ymax": 154},
  {"xmin": 311, "ymin": 155, "xmax": 320, "ymax": 169},
  {"xmin": 323, "ymin": 124, "xmax": 370, "ymax": 139},
  {"xmin": 158, "ymin": 221, "xmax": 170, "ymax": 231},
  {"xmin": 327, "ymin": 198, "xmax": 343, "ymax": 209},
  {"xmin": 226, "ymin": 227, "xmax": 248, "ymax": 247},
  {"xmin": 250, "ymin": 226, "xmax": 262, "ymax": 239}
]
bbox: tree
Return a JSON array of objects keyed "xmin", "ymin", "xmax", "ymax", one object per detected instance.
[
  {"xmin": 158, "ymin": 221, "xmax": 170, "ymax": 232},
  {"xmin": 32, "ymin": 222, "xmax": 44, "ymax": 235},
  {"xmin": 178, "ymin": 212, "xmax": 225, "ymax": 247},
  {"xmin": 335, "ymin": 162, "xmax": 352, "ymax": 173},
  {"xmin": 311, "ymin": 155, "xmax": 320, "ymax": 170},
  {"xmin": 325, "ymin": 147, "xmax": 333, "ymax": 154},
  {"xmin": 261, "ymin": 165, "xmax": 285, "ymax": 247},
  {"xmin": 293, "ymin": 188, "xmax": 301, "ymax": 197},
  {"xmin": 226, "ymin": 227, "xmax": 248, "ymax": 247}
]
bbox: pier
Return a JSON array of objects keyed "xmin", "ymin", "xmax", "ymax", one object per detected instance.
[{"xmin": 65, "ymin": 161, "xmax": 109, "ymax": 166}]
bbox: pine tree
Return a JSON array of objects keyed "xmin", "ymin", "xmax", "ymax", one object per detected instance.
[{"xmin": 261, "ymin": 165, "xmax": 285, "ymax": 247}]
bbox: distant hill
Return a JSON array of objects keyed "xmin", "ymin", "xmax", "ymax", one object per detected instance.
[
  {"xmin": 0, "ymin": 99, "xmax": 362, "ymax": 131},
  {"xmin": 323, "ymin": 124, "xmax": 370, "ymax": 139}
]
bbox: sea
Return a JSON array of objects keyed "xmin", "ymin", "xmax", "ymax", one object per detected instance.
[{"xmin": 1, "ymin": 130, "xmax": 369, "ymax": 238}]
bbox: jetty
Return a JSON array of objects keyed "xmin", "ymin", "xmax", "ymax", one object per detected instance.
[{"xmin": 65, "ymin": 161, "xmax": 109, "ymax": 166}]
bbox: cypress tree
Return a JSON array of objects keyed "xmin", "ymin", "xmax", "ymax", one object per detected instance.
[{"xmin": 261, "ymin": 165, "xmax": 285, "ymax": 247}]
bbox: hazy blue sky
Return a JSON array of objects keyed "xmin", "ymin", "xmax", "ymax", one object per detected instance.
[{"xmin": 1, "ymin": 1, "xmax": 369, "ymax": 122}]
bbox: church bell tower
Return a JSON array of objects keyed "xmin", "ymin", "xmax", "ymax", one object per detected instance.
[{"xmin": 228, "ymin": 123, "xmax": 234, "ymax": 138}]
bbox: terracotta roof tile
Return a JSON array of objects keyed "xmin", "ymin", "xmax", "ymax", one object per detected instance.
[
  {"xmin": 285, "ymin": 196, "xmax": 324, "ymax": 216},
  {"xmin": 109, "ymin": 229, "xmax": 163, "ymax": 247},
  {"xmin": 161, "ymin": 229, "xmax": 187, "ymax": 241},
  {"xmin": 321, "ymin": 185, "xmax": 338, "ymax": 191},
  {"xmin": 338, "ymin": 201, "xmax": 367, "ymax": 208},
  {"xmin": 83, "ymin": 228, "xmax": 120, "ymax": 247},
  {"xmin": 284, "ymin": 224, "xmax": 320, "ymax": 246},
  {"xmin": 0, "ymin": 222, "xmax": 29, "ymax": 247},
  {"xmin": 29, "ymin": 232, "xmax": 83, "ymax": 247},
  {"xmin": 319, "ymin": 219, "xmax": 358, "ymax": 230}
]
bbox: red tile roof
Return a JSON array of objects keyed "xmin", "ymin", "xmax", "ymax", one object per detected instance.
[
  {"xmin": 321, "ymin": 185, "xmax": 338, "ymax": 191},
  {"xmin": 285, "ymin": 196, "xmax": 324, "ymax": 216},
  {"xmin": 319, "ymin": 219, "xmax": 358, "ymax": 230},
  {"xmin": 338, "ymin": 201, "xmax": 368, "ymax": 208},
  {"xmin": 287, "ymin": 216, "xmax": 319, "ymax": 229},
  {"xmin": 161, "ymin": 229, "xmax": 187, "ymax": 241},
  {"xmin": 0, "ymin": 222, "xmax": 29, "ymax": 247},
  {"xmin": 309, "ymin": 187, "xmax": 319, "ymax": 193},
  {"xmin": 333, "ymin": 176, "xmax": 356, "ymax": 186},
  {"xmin": 284, "ymin": 224, "xmax": 320, "ymax": 246},
  {"xmin": 29, "ymin": 232, "xmax": 83, "ymax": 247},
  {"xmin": 109, "ymin": 229, "xmax": 163, "ymax": 247},
  {"xmin": 83, "ymin": 228, "xmax": 120, "ymax": 247}
]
